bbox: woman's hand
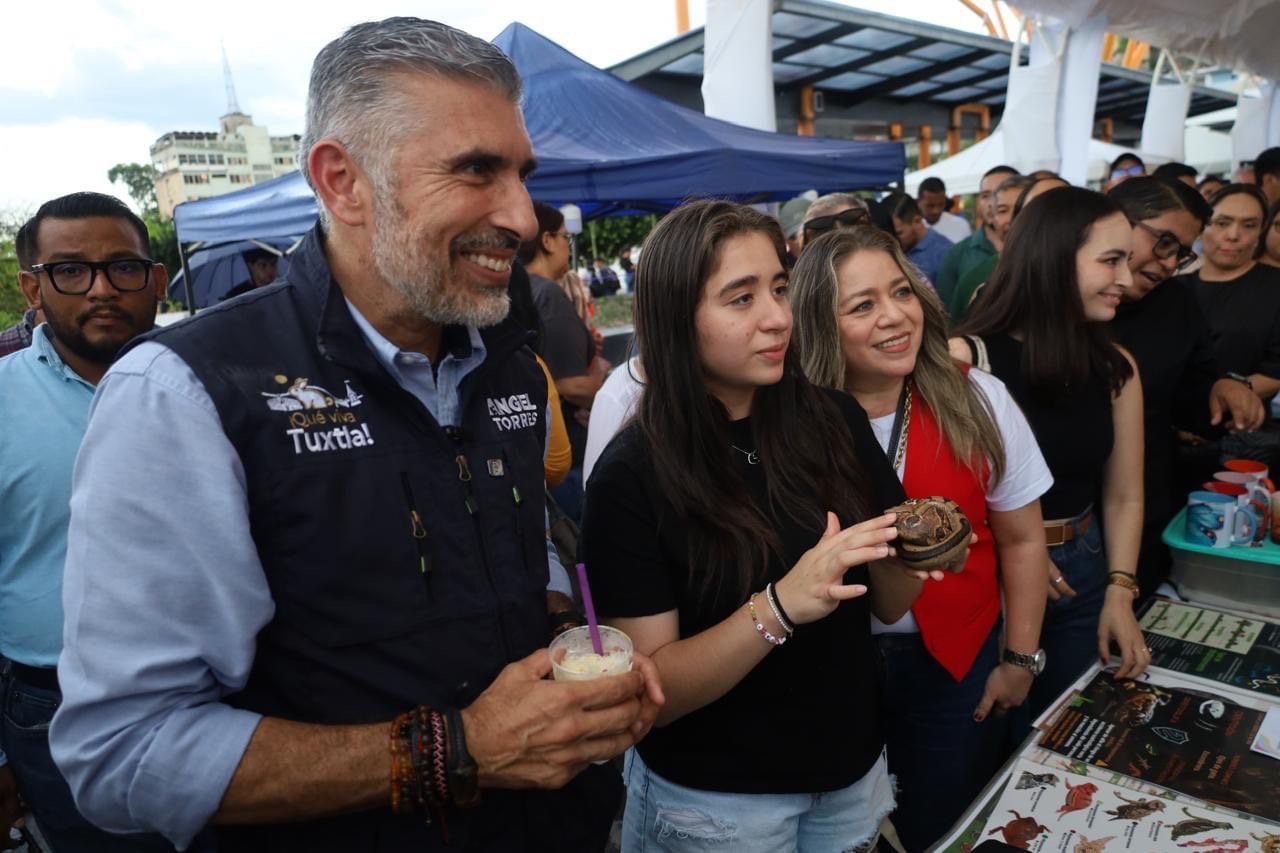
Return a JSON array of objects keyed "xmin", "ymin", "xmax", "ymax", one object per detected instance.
[
  {"xmin": 973, "ymin": 663, "xmax": 1034, "ymax": 722},
  {"xmin": 1045, "ymin": 556, "xmax": 1078, "ymax": 602},
  {"xmin": 773, "ymin": 512, "xmax": 897, "ymax": 625},
  {"xmin": 1098, "ymin": 586, "xmax": 1150, "ymax": 679}
]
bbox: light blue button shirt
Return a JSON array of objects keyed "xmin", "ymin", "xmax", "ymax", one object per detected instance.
[
  {"xmin": 0, "ymin": 326, "xmax": 97, "ymax": 765},
  {"xmin": 52, "ymin": 302, "xmax": 567, "ymax": 849}
]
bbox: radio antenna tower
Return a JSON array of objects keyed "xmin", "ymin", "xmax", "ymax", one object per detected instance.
[{"xmin": 222, "ymin": 41, "xmax": 242, "ymax": 115}]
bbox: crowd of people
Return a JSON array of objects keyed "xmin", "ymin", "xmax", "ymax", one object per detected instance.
[{"xmin": 2, "ymin": 14, "xmax": 1280, "ymax": 853}]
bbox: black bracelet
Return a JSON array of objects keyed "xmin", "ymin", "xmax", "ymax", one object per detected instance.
[
  {"xmin": 444, "ymin": 707, "xmax": 481, "ymax": 808},
  {"xmin": 765, "ymin": 582, "xmax": 795, "ymax": 634}
]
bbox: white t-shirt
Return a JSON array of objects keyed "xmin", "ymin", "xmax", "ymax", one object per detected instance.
[
  {"xmin": 583, "ymin": 356, "xmax": 644, "ymax": 483},
  {"xmin": 929, "ymin": 211, "xmax": 972, "ymax": 244},
  {"xmin": 868, "ymin": 368, "xmax": 1053, "ymax": 634}
]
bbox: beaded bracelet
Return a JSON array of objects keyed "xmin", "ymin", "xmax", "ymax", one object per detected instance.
[
  {"xmin": 764, "ymin": 582, "xmax": 795, "ymax": 635},
  {"xmin": 389, "ymin": 705, "xmax": 452, "ymax": 827},
  {"xmin": 1107, "ymin": 571, "xmax": 1140, "ymax": 599},
  {"xmin": 748, "ymin": 594, "xmax": 787, "ymax": 646}
]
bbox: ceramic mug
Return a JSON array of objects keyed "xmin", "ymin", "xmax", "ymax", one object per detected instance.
[
  {"xmin": 1186, "ymin": 491, "xmax": 1255, "ymax": 549},
  {"xmin": 1218, "ymin": 463, "xmax": 1272, "ymax": 546},
  {"xmin": 1206, "ymin": 482, "xmax": 1265, "ymax": 541}
]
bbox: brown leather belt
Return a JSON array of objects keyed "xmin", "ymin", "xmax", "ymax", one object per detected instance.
[{"xmin": 1043, "ymin": 512, "xmax": 1092, "ymax": 547}]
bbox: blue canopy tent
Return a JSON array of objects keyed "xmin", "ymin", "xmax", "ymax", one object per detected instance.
[
  {"xmin": 492, "ymin": 22, "xmax": 904, "ymax": 212},
  {"xmin": 171, "ymin": 171, "xmax": 318, "ymax": 308},
  {"xmin": 171, "ymin": 22, "xmax": 904, "ymax": 308}
]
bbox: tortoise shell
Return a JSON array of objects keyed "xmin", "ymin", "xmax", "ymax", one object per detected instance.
[{"xmin": 885, "ymin": 497, "xmax": 971, "ymax": 571}]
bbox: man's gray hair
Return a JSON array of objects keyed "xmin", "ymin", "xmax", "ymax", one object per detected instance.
[
  {"xmin": 301, "ymin": 17, "xmax": 522, "ymax": 227},
  {"xmin": 804, "ymin": 192, "xmax": 867, "ymax": 222}
]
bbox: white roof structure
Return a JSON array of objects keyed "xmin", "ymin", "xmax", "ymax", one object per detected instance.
[{"xmin": 1012, "ymin": 0, "xmax": 1280, "ymax": 81}]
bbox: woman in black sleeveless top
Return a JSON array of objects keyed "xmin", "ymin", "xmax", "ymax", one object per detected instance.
[{"xmin": 954, "ymin": 187, "xmax": 1150, "ymax": 719}]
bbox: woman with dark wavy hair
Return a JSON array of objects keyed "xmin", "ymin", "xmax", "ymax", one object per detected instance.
[
  {"xmin": 580, "ymin": 200, "xmax": 935, "ymax": 852},
  {"xmin": 954, "ymin": 186, "xmax": 1149, "ymax": 720},
  {"xmin": 790, "ymin": 225, "xmax": 1050, "ymax": 850}
]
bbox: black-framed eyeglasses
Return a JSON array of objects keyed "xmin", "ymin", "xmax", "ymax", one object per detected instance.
[
  {"xmin": 803, "ymin": 207, "xmax": 871, "ymax": 240},
  {"xmin": 28, "ymin": 259, "xmax": 156, "ymax": 295},
  {"xmin": 1133, "ymin": 221, "xmax": 1197, "ymax": 270}
]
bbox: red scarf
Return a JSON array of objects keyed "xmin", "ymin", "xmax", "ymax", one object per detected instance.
[{"xmin": 901, "ymin": 382, "xmax": 999, "ymax": 682}]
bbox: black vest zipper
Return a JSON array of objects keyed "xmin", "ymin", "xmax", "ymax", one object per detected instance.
[
  {"xmin": 501, "ymin": 449, "xmax": 531, "ymax": 578},
  {"xmin": 399, "ymin": 473, "xmax": 433, "ymax": 600},
  {"xmin": 447, "ymin": 428, "xmax": 512, "ymax": 659}
]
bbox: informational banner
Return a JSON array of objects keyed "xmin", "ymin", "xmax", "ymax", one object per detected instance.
[
  {"xmin": 1140, "ymin": 598, "xmax": 1280, "ymax": 700},
  {"xmin": 1039, "ymin": 672, "xmax": 1280, "ymax": 822}
]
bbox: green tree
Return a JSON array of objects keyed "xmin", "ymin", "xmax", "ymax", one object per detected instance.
[
  {"xmin": 107, "ymin": 163, "xmax": 179, "ymax": 281},
  {"xmin": 0, "ymin": 209, "xmax": 32, "ymax": 329},
  {"xmin": 107, "ymin": 163, "xmax": 160, "ymax": 213},
  {"xmin": 580, "ymin": 214, "xmax": 657, "ymax": 262}
]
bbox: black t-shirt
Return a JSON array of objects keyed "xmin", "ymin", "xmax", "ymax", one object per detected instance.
[
  {"xmin": 529, "ymin": 273, "xmax": 595, "ymax": 467},
  {"xmin": 1111, "ymin": 278, "xmax": 1220, "ymax": 527},
  {"xmin": 982, "ymin": 334, "xmax": 1114, "ymax": 519},
  {"xmin": 579, "ymin": 390, "xmax": 905, "ymax": 794},
  {"xmin": 1184, "ymin": 263, "xmax": 1280, "ymax": 383}
]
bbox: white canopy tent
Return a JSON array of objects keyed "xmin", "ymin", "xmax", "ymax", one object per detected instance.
[
  {"xmin": 1015, "ymin": 0, "xmax": 1280, "ymax": 168},
  {"xmin": 903, "ymin": 128, "xmax": 1168, "ymax": 195},
  {"xmin": 1010, "ymin": 0, "xmax": 1280, "ymax": 82}
]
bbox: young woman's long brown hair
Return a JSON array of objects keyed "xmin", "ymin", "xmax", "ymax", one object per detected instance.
[
  {"xmin": 789, "ymin": 225, "xmax": 1006, "ymax": 484},
  {"xmin": 633, "ymin": 200, "xmax": 874, "ymax": 603},
  {"xmin": 956, "ymin": 186, "xmax": 1133, "ymax": 399}
]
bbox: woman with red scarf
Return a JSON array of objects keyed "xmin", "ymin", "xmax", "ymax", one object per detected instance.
[{"xmin": 791, "ymin": 226, "xmax": 1050, "ymax": 852}]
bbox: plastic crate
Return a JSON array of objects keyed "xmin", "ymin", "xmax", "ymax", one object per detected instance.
[{"xmin": 1162, "ymin": 508, "xmax": 1280, "ymax": 619}]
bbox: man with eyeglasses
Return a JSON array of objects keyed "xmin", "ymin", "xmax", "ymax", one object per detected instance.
[
  {"xmin": 798, "ymin": 192, "xmax": 871, "ymax": 249},
  {"xmin": 0, "ymin": 192, "xmax": 171, "ymax": 851},
  {"xmin": 1107, "ymin": 178, "xmax": 1264, "ymax": 599}
]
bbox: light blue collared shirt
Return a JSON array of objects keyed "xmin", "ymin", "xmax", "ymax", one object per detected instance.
[
  {"xmin": 0, "ymin": 326, "xmax": 97, "ymax": 764},
  {"xmin": 906, "ymin": 225, "xmax": 954, "ymax": 287},
  {"xmin": 51, "ymin": 301, "xmax": 566, "ymax": 849}
]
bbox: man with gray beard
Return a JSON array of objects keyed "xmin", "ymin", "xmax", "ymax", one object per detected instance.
[{"xmin": 49, "ymin": 17, "xmax": 662, "ymax": 853}]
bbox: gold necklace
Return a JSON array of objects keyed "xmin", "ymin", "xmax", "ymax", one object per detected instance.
[{"xmin": 893, "ymin": 383, "xmax": 912, "ymax": 472}]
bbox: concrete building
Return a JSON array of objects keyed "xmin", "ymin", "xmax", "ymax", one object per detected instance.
[
  {"xmin": 150, "ymin": 53, "xmax": 300, "ymax": 217},
  {"xmin": 151, "ymin": 112, "xmax": 300, "ymax": 218}
]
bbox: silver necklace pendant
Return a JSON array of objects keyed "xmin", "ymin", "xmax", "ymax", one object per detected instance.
[{"xmin": 731, "ymin": 444, "xmax": 760, "ymax": 465}]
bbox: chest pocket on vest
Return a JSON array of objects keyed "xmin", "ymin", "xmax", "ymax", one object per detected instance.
[{"xmin": 251, "ymin": 433, "xmax": 546, "ymax": 647}]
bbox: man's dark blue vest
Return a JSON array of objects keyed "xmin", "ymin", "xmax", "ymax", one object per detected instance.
[{"xmin": 145, "ymin": 229, "xmax": 604, "ymax": 851}]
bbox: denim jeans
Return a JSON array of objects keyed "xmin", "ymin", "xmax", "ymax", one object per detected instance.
[
  {"xmin": 875, "ymin": 625, "xmax": 1005, "ymax": 852},
  {"xmin": 620, "ymin": 748, "xmax": 892, "ymax": 852},
  {"xmin": 0, "ymin": 663, "xmax": 174, "ymax": 853},
  {"xmin": 1027, "ymin": 512, "xmax": 1107, "ymax": 721}
]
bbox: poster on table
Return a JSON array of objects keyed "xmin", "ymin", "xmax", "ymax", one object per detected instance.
[
  {"xmin": 934, "ymin": 665, "xmax": 1280, "ymax": 853},
  {"xmin": 972, "ymin": 757, "xmax": 1280, "ymax": 852},
  {"xmin": 1037, "ymin": 671, "xmax": 1279, "ymax": 822},
  {"xmin": 1139, "ymin": 598, "xmax": 1280, "ymax": 700}
]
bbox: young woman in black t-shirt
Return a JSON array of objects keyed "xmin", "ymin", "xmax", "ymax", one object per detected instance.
[
  {"xmin": 953, "ymin": 187, "xmax": 1150, "ymax": 720},
  {"xmin": 580, "ymin": 200, "xmax": 937, "ymax": 852}
]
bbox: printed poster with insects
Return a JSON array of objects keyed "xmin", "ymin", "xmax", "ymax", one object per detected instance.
[
  {"xmin": 1139, "ymin": 598, "xmax": 1280, "ymax": 700},
  {"xmin": 976, "ymin": 756, "xmax": 1280, "ymax": 852},
  {"xmin": 1037, "ymin": 672, "xmax": 1280, "ymax": 823}
]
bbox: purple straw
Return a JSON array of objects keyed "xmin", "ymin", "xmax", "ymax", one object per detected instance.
[{"xmin": 575, "ymin": 563, "xmax": 604, "ymax": 655}]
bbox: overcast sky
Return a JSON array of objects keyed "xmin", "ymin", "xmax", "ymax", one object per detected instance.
[{"xmin": 0, "ymin": 0, "xmax": 985, "ymax": 214}]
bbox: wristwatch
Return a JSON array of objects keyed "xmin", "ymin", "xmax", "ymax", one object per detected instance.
[
  {"xmin": 1002, "ymin": 648, "xmax": 1046, "ymax": 676},
  {"xmin": 444, "ymin": 707, "xmax": 481, "ymax": 808},
  {"xmin": 1225, "ymin": 371, "xmax": 1254, "ymax": 390}
]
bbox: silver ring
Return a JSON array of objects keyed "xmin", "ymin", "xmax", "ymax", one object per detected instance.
[
  {"xmin": 1142, "ymin": 646, "xmax": 1151, "ymax": 653},
  {"xmin": 1052, "ymin": 576, "xmax": 1064, "ymax": 585}
]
